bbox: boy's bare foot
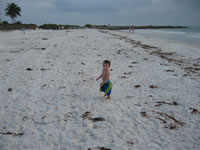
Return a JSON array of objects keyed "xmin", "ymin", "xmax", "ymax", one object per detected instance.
[{"xmin": 106, "ymin": 96, "xmax": 111, "ymax": 100}]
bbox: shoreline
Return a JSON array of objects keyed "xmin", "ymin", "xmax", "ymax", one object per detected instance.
[
  {"xmin": 120, "ymin": 28, "xmax": 200, "ymax": 49},
  {"xmin": 102, "ymin": 29, "xmax": 200, "ymax": 77}
]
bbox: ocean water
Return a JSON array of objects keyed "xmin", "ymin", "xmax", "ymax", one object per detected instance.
[{"xmin": 123, "ymin": 26, "xmax": 200, "ymax": 48}]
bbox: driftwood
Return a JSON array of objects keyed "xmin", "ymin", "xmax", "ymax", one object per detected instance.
[
  {"xmin": 0, "ymin": 132, "xmax": 24, "ymax": 136},
  {"xmin": 156, "ymin": 112, "xmax": 184, "ymax": 126},
  {"xmin": 88, "ymin": 147, "xmax": 111, "ymax": 150},
  {"xmin": 155, "ymin": 101, "xmax": 178, "ymax": 107},
  {"xmin": 81, "ymin": 112, "xmax": 106, "ymax": 122}
]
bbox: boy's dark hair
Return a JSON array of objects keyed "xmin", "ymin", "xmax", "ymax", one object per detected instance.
[{"xmin": 103, "ymin": 60, "xmax": 111, "ymax": 67}]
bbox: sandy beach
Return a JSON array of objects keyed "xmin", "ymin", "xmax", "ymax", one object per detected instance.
[{"xmin": 0, "ymin": 29, "xmax": 200, "ymax": 150}]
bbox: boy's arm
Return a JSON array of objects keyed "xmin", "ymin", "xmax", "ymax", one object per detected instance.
[{"xmin": 96, "ymin": 74, "xmax": 102, "ymax": 81}]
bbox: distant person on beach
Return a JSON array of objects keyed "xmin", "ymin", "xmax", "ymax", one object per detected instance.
[
  {"xmin": 129, "ymin": 26, "xmax": 134, "ymax": 33},
  {"xmin": 96, "ymin": 60, "xmax": 112, "ymax": 100},
  {"xmin": 21, "ymin": 28, "xmax": 25, "ymax": 34}
]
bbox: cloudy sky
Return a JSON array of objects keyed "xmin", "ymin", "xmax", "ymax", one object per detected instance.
[{"xmin": 0, "ymin": 0, "xmax": 200, "ymax": 25}]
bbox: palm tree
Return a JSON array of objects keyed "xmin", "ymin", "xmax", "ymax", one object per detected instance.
[{"xmin": 5, "ymin": 3, "xmax": 21, "ymax": 23}]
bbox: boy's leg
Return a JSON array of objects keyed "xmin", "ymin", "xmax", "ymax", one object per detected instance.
[{"xmin": 105, "ymin": 88, "xmax": 111, "ymax": 100}]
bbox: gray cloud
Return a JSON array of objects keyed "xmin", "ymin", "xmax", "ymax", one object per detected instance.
[
  {"xmin": 168, "ymin": 0, "xmax": 200, "ymax": 9},
  {"xmin": 0, "ymin": 0, "xmax": 200, "ymax": 25},
  {"xmin": 52, "ymin": 0, "xmax": 117, "ymax": 13},
  {"xmin": 54, "ymin": 0, "xmax": 154, "ymax": 13}
]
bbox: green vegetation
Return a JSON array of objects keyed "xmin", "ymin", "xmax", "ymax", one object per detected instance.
[
  {"xmin": 85, "ymin": 24, "xmax": 93, "ymax": 28},
  {"xmin": 14, "ymin": 21, "xmax": 22, "ymax": 24},
  {"xmin": 0, "ymin": 23, "xmax": 187, "ymax": 31},
  {"xmin": 38, "ymin": 24, "xmax": 81, "ymax": 30},
  {"xmin": 5, "ymin": 3, "xmax": 21, "ymax": 23},
  {"xmin": 39, "ymin": 24, "xmax": 59, "ymax": 30},
  {"xmin": 0, "ymin": 22, "xmax": 37, "ymax": 30},
  {"xmin": 1, "ymin": 21, "xmax": 9, "ymax": 25},
  {"xmin": 84, "ymin": 24, "xmax": 108, "ymax": 29},
  {"xmin": 0, "ymin": 22, "xmax": 83, "ymax": 31},
  {"xmin": 64, "ymin": 24, "xmax": 81, "ymax": 29}
]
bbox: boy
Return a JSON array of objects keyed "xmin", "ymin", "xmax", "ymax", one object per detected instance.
[{"xmin": 96, "ymin": 60, "xmax": 112, "ymax": 100}]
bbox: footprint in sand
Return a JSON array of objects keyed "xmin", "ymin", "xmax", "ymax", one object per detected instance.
[
  {"xmin": 41, "ymin": 38, "xmax": 48, "ymax": 40},
  {"xmin": 127, "ymin": 141, "xmax": 134, "ymax": 146},
  {"xmin": 117, "ymin": 50, "xmax": 121, "ymax": 54},
  {"xmin": 41, "ymin": 84, "xmax": 47, "ymax": 89},
  {"xmin": 5, "ymin": 59, "xmax": 10, "ymax": 61}
]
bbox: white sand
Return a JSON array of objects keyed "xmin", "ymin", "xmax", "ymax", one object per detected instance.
[{"xmin": 0, "ymin": 29, "xmax": 199, "ymax": 150}]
